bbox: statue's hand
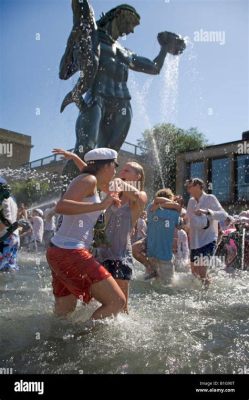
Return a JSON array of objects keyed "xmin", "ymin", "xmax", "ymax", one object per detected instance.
[{"xmin": 157, "ymin": 31, "xmax": 186, "ymax": 55}]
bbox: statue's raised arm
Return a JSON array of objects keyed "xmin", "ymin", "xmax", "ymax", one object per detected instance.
[{"xmin": 127, "ymin": 32, "xmax": 185, "ymax": 75}]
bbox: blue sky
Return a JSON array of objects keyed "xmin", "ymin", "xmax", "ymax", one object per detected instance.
[{"xmin": 0, "ymin": 0, "xmax": 248, "ymax": 160}]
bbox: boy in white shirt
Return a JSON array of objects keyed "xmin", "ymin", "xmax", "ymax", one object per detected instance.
[
  {"xmin": 0, "ymin": 178, "xmax": 19, "ymax": 271},
  {"xmin": 43, "ymin": 202, "xmax": 57, "ymax": 248},
  {"xmin": 31, "ymin": 209, "xmax": 44, "ymax": 249},
  {"xmin": 185, "ymin": 178, "xmax": 228, "ymax": 286}
]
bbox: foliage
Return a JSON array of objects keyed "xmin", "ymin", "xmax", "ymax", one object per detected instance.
[
  {"xmin": 137, "ymin": 124, "xmax": 208, "ymax": 193},
  {"xmin": 10, "ymin": 178, "xmax": 59, "ymax": 206}
]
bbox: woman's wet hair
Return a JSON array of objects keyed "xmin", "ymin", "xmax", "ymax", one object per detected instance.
[
  {"xmin": 126, "ymin": 161, "xmax": 145, "ymax": 190},
  {"xmin": 82, "ymin": 159, "xmax": 116, "ymax": 175},
  {"xmin": 155, "ymin": 188, "xmax": 174, "ymax": 200}
]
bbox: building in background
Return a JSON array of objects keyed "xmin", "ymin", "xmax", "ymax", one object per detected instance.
[
  {"xmin": 176, "ymin": 131, "xmax": 249, "ymax": 212},
  {"xmin": 0, "ymin": 128, "xmax": 33, "ymax": 168}
]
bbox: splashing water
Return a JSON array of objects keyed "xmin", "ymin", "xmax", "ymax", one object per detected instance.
[
  {"xmin": 129, "ymin": 51, "xmax": 183, "ymax": 188},
  {"xmin": 0, "ymin": 255, "xmax": 248, "ymax": 374},
  {"xmin": 160, "ymin": 55, "xmax": 180, "ymax": 123},
  {"xmin": 129, "ymin": 75, "xmax": 165, "ymax": 187},
  {"xmin": 2, "ymin": 38, "xmax": 248, "ymax": 374},
  {"xmin": 27, "ymin": 198, "xmax": 61, "ymax": 212}
]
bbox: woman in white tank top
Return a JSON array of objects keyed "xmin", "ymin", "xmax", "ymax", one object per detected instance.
[
  {"xmin": 53, "ymin": 149, "xmax": 147, "ymax": 313},
  {"xmin": 46, "ymin": 148, "xmax": 126, "ymax": 321}
]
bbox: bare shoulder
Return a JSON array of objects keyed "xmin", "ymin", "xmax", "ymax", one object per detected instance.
[
  {"xmin": 63, "ymin": 174, "xmax": 97, "ymax": 201},
  {"xmin": 72, "ymin": 174, "xmax": 97, "ymax": 187},
  {"xmin": 132, "ymin": 190, "xmax": 147, "ymax": 206},
  {"xmin": 140, "ymin": 190, "xmax": 148, "ymax": 204}
]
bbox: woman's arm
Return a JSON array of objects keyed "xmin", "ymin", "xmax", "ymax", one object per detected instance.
[
  {"xmin": 151, "ymin": 197, "xmax": 181, "ymax": 212},
  {"xmin": 110, "ymin": 178, "xmax": 146, "ymax": 204},
  {"xmin": 52, "ymin": 148, "xmax": 86, "ymax": 171}
]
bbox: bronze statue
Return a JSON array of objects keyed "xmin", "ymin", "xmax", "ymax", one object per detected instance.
[{"xmin": 59, "ymin": 0, "xmax": 185, "ymax": 176}]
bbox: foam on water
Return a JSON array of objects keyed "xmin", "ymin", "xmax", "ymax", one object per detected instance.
[{"xmin": 1, "ymin": 253, "xmax": 248, "ymax": 374}]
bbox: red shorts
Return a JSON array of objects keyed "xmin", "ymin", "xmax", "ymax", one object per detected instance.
[{"xmin": 46, "ymin": 246, "xmax": 111, "ymax": 303}]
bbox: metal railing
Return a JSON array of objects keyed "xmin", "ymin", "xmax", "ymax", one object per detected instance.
[{"xmin": 22, "ymin": 141, "xmax": 146, "ymax": 170}]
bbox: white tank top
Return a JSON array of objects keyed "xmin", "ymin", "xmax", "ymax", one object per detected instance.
[{"xmin": 51, "ymin": 189, "xmax": 101, "ymax": 250}]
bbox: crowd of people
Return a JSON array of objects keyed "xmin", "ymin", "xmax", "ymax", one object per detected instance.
[
  {"xmin": 0, "ymin": 147, "xmax": 248, "ymax": 325},
  {"xmin": 0, "ymin": 179, "xmax": 58, "ymax": 271},
  {"xmin": 17, "ymin": 203, "xmax": 58, "ymax": 252}
]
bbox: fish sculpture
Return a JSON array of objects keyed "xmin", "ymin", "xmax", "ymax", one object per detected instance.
[{"xmin": 59, "ymin": 0, "xmax": 100, "ymax": 112}]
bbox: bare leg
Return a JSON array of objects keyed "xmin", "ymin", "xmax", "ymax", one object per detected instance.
[
  {"xmin": 191, "ymin": 262, "xmax": 211, "ymax": 287},
  {"xmin": 132, "ymin": 240, "xmax": 154, "ymax": 273},
  {"xmin": 115, "ymin": 279, "xmax": 129, "ymax": 313},
  {"xmin": 90, "ymin": 276, "xmax": 126, "ymax": 320},
  {"xmin": 97, "ymin": 102, "xmax": 132, "ymax": 151},
  {"xmin": 54, "ymin": 294, "xmax": 77, "ymax": 317},
  {"xmin": 75, "ymin": 102, "xmax": 102, "ymax": 154}
]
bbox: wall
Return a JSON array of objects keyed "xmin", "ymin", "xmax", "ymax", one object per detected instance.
[
  {"xmin": 0, "ymin": 128, "xmax": 32, "ymax": 168},
  {"xmin": 176, "ymin": 140, "xmax": 249, "ymax": 211}
]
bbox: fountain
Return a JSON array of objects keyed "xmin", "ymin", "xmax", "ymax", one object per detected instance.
[
  {"xmin": 59, "ymin": 0, "xmax": 186, "ymax": 177},
  {"xmin": 1, "ymin": 1, "xmax": 249, "ymax": 383}
]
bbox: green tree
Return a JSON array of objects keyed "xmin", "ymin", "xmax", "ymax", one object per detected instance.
[
  {"xmin": 10, "ymin": 177, "xmax": 62, "ymax": 206},
  {"xmin": 137, "ymin": 124, "xmax": 208, "ymax": 193}
]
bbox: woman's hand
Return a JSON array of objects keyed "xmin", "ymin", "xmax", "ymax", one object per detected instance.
[
  {"xmin": 52, "ymin": 148, "xmax": 86, "ymax": 171},
  {"xmin": 174, "ymin": 195, "xmax": 183, "ymax": 205},
  {"xmin": 194, "ymin": 209, "xmax": 207, "ymax": 216},
  {"xmin": 101, "ymin": 194, "xmax": 121, "ymax": 209},
  {"xmin": 52, "ymin": 148, "xmax": 76, "ymax": 160}
]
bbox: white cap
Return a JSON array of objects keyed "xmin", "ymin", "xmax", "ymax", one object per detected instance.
[
  {"xmin": 84, "ymin": 148, "xmax": 118, "ymax": 164},
  {"xmin": 34, "ymin": 208, "xmax": 43, "ymax": 217}
]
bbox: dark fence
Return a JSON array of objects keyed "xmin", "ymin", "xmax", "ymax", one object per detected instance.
[{"xmin": 22, "ymin": 142, "xmax": 146, "ymax": 169}]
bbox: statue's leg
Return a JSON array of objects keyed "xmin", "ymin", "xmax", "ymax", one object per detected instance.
[
  {"xmin": 62, "ymin": 101, "xmax": 102, "ymax": 178},
  {"xmin": 97, "ymin": 101, "xmax": 132, "ymax": 152},
  {"xmin": 75, "ymin": 101, "xmax": 102, "ymax": 154}
]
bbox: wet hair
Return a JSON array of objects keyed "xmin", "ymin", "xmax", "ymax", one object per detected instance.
[
  {"xmin": 185, "ymin": 178, "xmax": 205, "ymax": 189},
  {"xmin": 126, "ymin": 161, "xmax": 145, "ymax": 191},
  {"xmin": 82, "ymin": 159, "xmax": 116, "ymax": 175},
  {"xmin": 155, "ymin": 188, "xmax": 174, "ymax": 200},
  {"xmin": 97, "ymin": 4, "xmax": 140, "ymax": 28}
]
